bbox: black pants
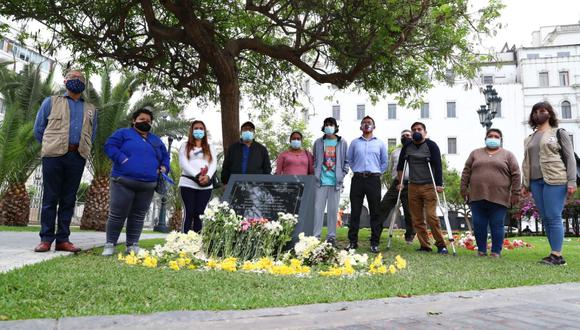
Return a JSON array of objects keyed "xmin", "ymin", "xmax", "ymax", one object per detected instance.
[
  {"xmin": 348, "ymin": 175, "xmax": 382, "ymax": 245},
  {"xmin": 40, "ymin": 152, "xmax": 86, "ymax": 243},
  {"xmin": 180, "ymin": 187, "xmax": 212, "ymax": 233},
  {"xmin": 379, "ymin": 179, "xmax": 415, "ymax": 241},
  {"xmin": 106, "ymin": 177, "xmax": 156, "ymax": 246}
]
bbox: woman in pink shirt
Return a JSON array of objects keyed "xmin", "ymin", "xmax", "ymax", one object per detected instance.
[{"xmin": 275, "ymin": 131, "xmax": 314, "ymax": 175}]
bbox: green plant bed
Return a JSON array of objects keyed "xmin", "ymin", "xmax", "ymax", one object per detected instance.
[{"xmin": 1, "ymin": 228, "xmax": 579, "ymax": 321}]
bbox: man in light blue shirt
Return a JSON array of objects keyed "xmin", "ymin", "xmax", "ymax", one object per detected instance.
[{"xmin": 346, "ymin": 115, "xmax": 388, "ymax": 253}]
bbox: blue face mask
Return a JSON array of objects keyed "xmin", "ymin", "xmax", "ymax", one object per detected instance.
[
  {"xmin": 324, "ymin": 126, "xmax": 335, "ymax": 135},
  {"xmin": 193, "ymin": 129, "xmax": 205, "ymax": 140},
  {"xmin": 66, "ymin": 79, "xmax": 85, "ymax": 94},
  {"xmin": 290, "ymin": 139, "xmax": 302, "ymax": 149},
  {"xmin": 412, "ymin": 132, "xmax": 423, "ymax": 142},
  {"xmin": 241, "ymin": 130, "xmax": 254, "ymax": 142},
  {"xmin": 485, "ymin": 138, "xmax": 501, "ymax": 149}
]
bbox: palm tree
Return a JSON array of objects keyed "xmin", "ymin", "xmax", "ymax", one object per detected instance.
[
  {"xmin": 80, "ymin": 65, "xmax": 189, "ymax": 230},
  {"xmin": 0, "ymin": 63, "xmax": 55, "ymax": 226}
]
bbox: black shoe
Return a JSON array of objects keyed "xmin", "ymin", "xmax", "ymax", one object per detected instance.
[
  {"xmin": 326, "ymin": 237, "xmax": 337, "ymax": 248},
  {"xmin": 345, "ymin": 242, "xmax": 358, "ymax": 251},
  {"xmin": 370, "ymin": 245, "xmax": 380, "ymax": 253},
  {"xmin": 416, "ymin": 246, "xmax": 432, "ymax": 253},
  {"xmin": 541, "ymin": 254, "xmax": 567, "ymax": 266},
  {"xmin": 437, "ymin": 246, "xmax": 449, "ymax": 255}
]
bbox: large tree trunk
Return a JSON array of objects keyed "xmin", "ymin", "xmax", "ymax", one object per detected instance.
[
  {"xmin": 80, "ymin": 176, "xmax": 110, "ymax": 231},
  {"xmin": 0, "ymin": 182, "xmax": 30, "ymax": 226},
  {"xmin": 217, "ymin": 67, "xmax": 240, "ymax": 152}
]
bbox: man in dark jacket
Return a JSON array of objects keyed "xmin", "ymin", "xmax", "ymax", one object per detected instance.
[{"xmin": 221, "ymin": 121, "xmax": 272, "ymax": 185}]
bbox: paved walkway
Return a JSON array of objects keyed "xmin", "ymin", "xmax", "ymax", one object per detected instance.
[
  {"xmin": 0, "ymin": 283, "xmax": 579, "ymax": 329},
  {"xmin": 0, "ymin": 231, "xmax": 167, "ymax": 273}
]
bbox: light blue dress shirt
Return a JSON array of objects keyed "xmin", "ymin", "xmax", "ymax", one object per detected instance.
[{"xmin": 347, "ymin": 135, "xmax": 388, "ymax": 174}]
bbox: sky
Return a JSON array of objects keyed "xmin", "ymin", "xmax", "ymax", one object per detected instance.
[{"xmin": 474, "ymin": 0, "xmax": 580, "ymax": 50}]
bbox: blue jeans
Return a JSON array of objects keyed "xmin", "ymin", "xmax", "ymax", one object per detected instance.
[
  {"xmin": 40, "ymin": 152, "xmax": 86, "ymax": 243},
  {"xmin": 530, "ymin": 179, "xmax": 567, "ymax": 253},
  {"xmin": 470, "ymin": 200, "xmax": 507, "ymax": 254}
]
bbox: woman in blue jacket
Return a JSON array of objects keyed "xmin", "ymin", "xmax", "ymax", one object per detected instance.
[{"xmin": 101, "ymin": 108, "xmax": 170, "ymax": 256}]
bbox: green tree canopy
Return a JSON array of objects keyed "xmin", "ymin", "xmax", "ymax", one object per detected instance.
[{"xmin": 0, "ymin": 0, "xmax": 503, "ymax": 149}]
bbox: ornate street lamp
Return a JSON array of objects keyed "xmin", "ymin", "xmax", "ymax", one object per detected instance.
[
  {"xmin": 476, "ymin": 85, "xmax": 502, "ymax": 130},
  {"xmin": 154, "ymin": 132, "xmax": 182, "ymax": 233}
]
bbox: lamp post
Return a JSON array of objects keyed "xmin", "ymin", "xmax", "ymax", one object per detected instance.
[
  {"xmin": 476, "ymin": 84, "xmax": 502, "ymax": 130},
  {"xmin": 154, "ymin": 133, "xmax": 181, "ymax": 233}
]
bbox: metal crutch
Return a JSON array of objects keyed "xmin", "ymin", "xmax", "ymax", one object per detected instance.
[
  {"xmin": 425, "ymin": 157, "xmax": 457, "ymax": 256},
  {"xmin": 386, "ymin": 159, "xmax": 408, "ymax": 250}
]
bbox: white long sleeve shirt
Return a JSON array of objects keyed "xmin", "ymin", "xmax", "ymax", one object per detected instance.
[{"xmin": 178, "ymin": 143, "xmax": 217, "ymax": 190}]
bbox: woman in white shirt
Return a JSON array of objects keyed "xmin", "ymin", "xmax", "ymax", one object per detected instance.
[{"xmin": 178, "ymin": 120, "xmax": 217, "ymax": 233}]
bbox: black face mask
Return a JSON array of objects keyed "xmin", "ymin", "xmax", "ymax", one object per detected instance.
[
  {"xmin": 134, "ymin": 122, "xmax": 152, "ymax": 132},
  {"xmin": 412, "ymin": 132, "xmax": 423, "ymax": 142},
  {"xmin": 401, "ymin": 137, "xmax": 412, "ymax": 145}
]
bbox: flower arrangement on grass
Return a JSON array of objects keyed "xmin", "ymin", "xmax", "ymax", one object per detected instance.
[
  {"xmin": 201, "ymin": 201, "xmax": 298, "ymax": 260},
  {"xmin": 456, "ymin": 232, "xmax": 533, "ymax": 251},
  {"xmin": 117, "ymin": 226, "xmax": 408, "ymax": 277}
]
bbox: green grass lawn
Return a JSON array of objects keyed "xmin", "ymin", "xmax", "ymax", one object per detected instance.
[{"xmin": 1, "ymin": 228, "xmax": 579, "ymax": 321}]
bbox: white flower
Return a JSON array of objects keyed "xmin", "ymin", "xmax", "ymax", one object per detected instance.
[{"xmin": 264, "ymin": 221, "xmax": 283, "ymax": 234}]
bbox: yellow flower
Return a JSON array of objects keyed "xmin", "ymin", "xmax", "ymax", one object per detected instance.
[
  {"xmin": 187, "ymin": 265, "xmax": 197, "ymax": 270},
  {"xmin": 206, "ymin": 258, "xmax": 218, "ymax": 269},
  {"xmin": 168, "ymin": 260, "xmax": 180, "ymax": 271},
  {"xmin": 257, "ymin": 257, "xmax": 274, "ymax": 270},
  {"xmin": 178, "ymin": 251, "xmax": 187, "ymax": 258},
  {"xmin": 142, "ymin": 256, "xmax": 158, "ymax": 268},
  {"xmin": 220, "ymin": 257, "xmax": 238, "ymax": 272},
  {"xmin": 117, "ymin": 253, "xmax": 124, "ymax": 261},
  {"xmin": 241, "ymin": 261, "xmax": 259, "ymax": 271},
  {"xmin": 388, "ymin": 265, "xmax": 397, "ymax": 274},
  {"xmin": 395, "ymin": 255, "xmax": 407, "ymax": 270},
  {"xmin": 124, "ymin": 252, "xmax": 139, "ymax": 265}
]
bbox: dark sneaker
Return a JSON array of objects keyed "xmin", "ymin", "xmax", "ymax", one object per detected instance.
[
  {"xmin": 370, "ymin": 245, "xmax": 380, "ymax": 253},
  {"xmin": 541, "ymin": 254, "xmax": 566, "ymax": 266},
  {"xmin": 437, "ymin": 246, "xmax": 449, "ymax": 255},
  {"xmin": 345, "ymin": 242, "xmax": 358, "ymax": 251},
  {"xmin": 477, "ymin": 251, "xmax": 487, "ymax": 257},
  {"xmin": 490, "ymin": 252, "xmax": 501, "ymax": 258},
  {"xmin": 416, "ymin": 246, "xmax": 432, "ymax": 253},
  {"xmin": 326, "ymin": 237, "xmax": 337, "ymax": 248}
]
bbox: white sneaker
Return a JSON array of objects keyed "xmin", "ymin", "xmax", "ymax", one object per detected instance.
[
  {"xmin": 125, "ymin": 244, "xmax": 140, "ymax": 255},
  {"xmin": 102, "ymin": 243, "xmax": 116, "ymax": 256}
]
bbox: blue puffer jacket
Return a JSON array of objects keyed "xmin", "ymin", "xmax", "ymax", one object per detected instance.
[{"xmin": 104, "ymin": 128, "xmax": 170, "ymax": 182}]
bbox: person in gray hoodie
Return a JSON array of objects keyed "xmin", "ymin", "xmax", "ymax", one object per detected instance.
[{"xmin": 312, "ymin": 117, "xmax": 349, "ymax": 246}]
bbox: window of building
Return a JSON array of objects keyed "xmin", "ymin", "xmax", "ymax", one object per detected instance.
[
  {"xmin": 356, "ymin": 104, "xmax": 365, "ymax": 120},
  {"xmin": 559, "ymin": 71, "xmax": 569, "ymax": 86},
  {"xmin": 447, "ymin": 138, "xmax": 457, "ymax": 154},
  {"xmin": 527, "ymin": 53, "xmax": 539, "ymax": 59},
  {"xmin": 446, "ymin": 101, "xmax": 456, "ymax": 118},
  {"xmin": 482, "ymin": 75, "xmax": 494, "ymax": 84},
  {"xmin": 561, "ymin": 101, "xmax": 572, "ymax": 119},
  {"xmin": 332, "ymin": 104, "xmax": 341, "ymax": 120},
  {"xmin": 539, "ymin": 72, "xmax": 549, "ymax": 87},
  {"xmin": 387, "ymin": 138, "xmax": 397, "ymax": 150},
  {"xmin": 387, "ymin": 103, "xmax": 396, "ymax": 119},
  {"xmin": 557, "ymin": 51, "xmax": 570, "ymax": 58},
  {"xmin": 420, "ymin": 102, "xmax": 429, "ymax": 119}
]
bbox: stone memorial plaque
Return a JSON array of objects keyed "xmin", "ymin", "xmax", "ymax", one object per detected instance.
[{"xmin": 223, "ymin": 174, "xmax": 315, "ymax": 242}]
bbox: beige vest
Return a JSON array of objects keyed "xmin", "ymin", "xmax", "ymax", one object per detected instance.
[
  {"xmin": 40, "ymin": 96, "xmax": 96, "ymax": 159},
  {"xmin": 522, "ymin": 127, "xmax": 567, "ymax": 187}
]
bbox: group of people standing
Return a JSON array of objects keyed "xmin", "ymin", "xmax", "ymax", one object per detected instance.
[{"xmin": 32, "ymin": 70, "xmax": 576, "ymax": 266}]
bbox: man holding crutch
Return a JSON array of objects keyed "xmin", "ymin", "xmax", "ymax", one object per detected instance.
[
  {"xmin": 397, "ymin": 122, "xmax": 448, "ymax": 254},
  {"xmin": 379, "ymin": 129, "xmax": 415, "ymax": 245}
]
